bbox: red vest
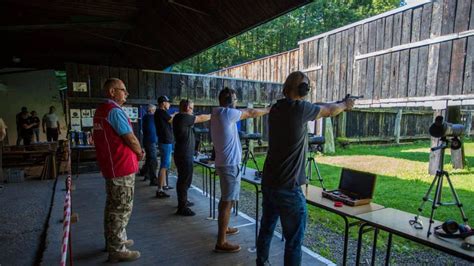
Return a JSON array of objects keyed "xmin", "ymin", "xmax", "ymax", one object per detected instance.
[{"xmin": 93, "ymin": 101, "xmax": 138, "ymax": 179}]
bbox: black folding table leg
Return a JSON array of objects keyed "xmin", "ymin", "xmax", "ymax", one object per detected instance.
[
  {"xmin": 371, "ymin": 228, "xmax": 379, "ymax": 266},
  {"xmin": 385, "ymin": 233, "xmax": 393, "ymax": 266}
]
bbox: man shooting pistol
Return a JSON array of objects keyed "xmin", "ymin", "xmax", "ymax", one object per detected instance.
[{"xmin": 256, "ymin": 71, "xmax": 358, "ymax": 266}]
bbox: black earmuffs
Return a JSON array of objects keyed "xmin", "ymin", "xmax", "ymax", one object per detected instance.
[
  {"xmin": 434, "ymin": 220, "xmax": 474, "ymax": 239},
  {"xmin": 297, "ymin": 82, "xmax": 310, "ymax": 97}
]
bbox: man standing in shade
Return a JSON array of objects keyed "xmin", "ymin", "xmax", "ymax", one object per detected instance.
[
  {"xmin": 211, "ymin": 87, "xmax": 270, "ymax": 253},
  {"xmin": 141, "ymin": 104, "xmax": 158, "ymax": 184},
  {"xmin": 256, "ymin": 71, "xmax": 355, "ymax": 266},
  {"xmin": 15, "ymin": 106, "xmax": 27, "ymax": 145},
  {"xmin": 173, "ymin": 99, "xmax": 211, "ymax": 216},
  {"xmin": 93, "ymin": 78, "xmax": 143, "ymax": 262},
  {"xmin": 42, "ymin": 105, "xmax": 61, "ymax": 141},
  {"xmin": 154, "ymin": 95, "xmax": 176, "ymax": 198}
]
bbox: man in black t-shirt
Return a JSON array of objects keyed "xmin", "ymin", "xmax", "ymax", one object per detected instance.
[
  {"xmin": 154, "ymin": 95, "xmax": 176, "ymax": 198},
  {"xmin": 31, "ymin": 111, "xmax": 41, "ymax": 142},
  {"xmin": 256, "ymin": 71, "xmax": 355, "ymax": 266},
  {"xmin": 173, "ymin": 99, "xmax": 211, "ymax": 216},
  {"xmin": 15, "ymin": 106, "xmax": 28, "ymax": 145},
  {"xmin": 18, "ymin": 111, "xmax": 37, "ymax": 146}
]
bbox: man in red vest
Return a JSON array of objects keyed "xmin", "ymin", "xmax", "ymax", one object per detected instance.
[{"xmin": 93, "ymin": 78, "xmax": 144, "ymax": 262}]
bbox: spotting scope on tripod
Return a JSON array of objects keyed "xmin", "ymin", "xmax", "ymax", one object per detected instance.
[
  {"xmin": 239, "ymin": 131, "xmax": 263, "ymax": 178},
  {"xmin": 306, "ymin": 134, "xmax": 326, "ymax": 190},
  {"xmin": 409, "ymin": 116, "xmax": 468, "ymax": 237}
]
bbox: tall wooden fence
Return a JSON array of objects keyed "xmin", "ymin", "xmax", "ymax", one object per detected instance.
[{"xmin": 211, "ymin": 0, "xmax": 474, "ymax": 107}]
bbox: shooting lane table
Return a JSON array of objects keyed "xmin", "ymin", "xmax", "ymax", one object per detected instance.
[
  {"xmin": 71, "ymin": 145, "xmax": 95, "ymax": 179},
  {"xmin": 193, "ymin": 156, "xmax": 217, "ymax": 220},
  {"xmin": 240, "ymin": 167, "xmax": 262, "ymax": 251},
  {"xmin": 355, "ymin": 208, "xmax": 474, "ymax": 265},
  {"xmin": 302, "ymin": 185, "xmax": 385, "ymax": 265},
  {"xmin": 2, "ymin": 150, "xmax": 57, "ymax": 179}
]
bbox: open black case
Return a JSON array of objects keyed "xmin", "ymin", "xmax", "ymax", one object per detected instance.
[{"xmin": 322, "ymin": 168, "xmax": 377, "ymax": 206}]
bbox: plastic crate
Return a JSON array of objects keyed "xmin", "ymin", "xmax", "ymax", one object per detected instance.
[{"xmin": 4, "ymin": 168, "xmax": 25, "ymax": 183}]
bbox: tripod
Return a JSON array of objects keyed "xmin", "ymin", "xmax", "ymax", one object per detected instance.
[
  {"xmin": 241, "ymin": 139, "xmax": 260, "ymax": 176},
  {"xmin": 306, "ymin": 146, "xmax": 326, "ymax": 190},
  {"xmin": 410, "ymin": 138, "xmax": 469, "ymax": 237}
]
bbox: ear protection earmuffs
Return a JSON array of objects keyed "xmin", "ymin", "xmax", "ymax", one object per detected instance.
[
  {"xmin": 434, "ymin": 220, "xmax": 474, "ymax": 239},
  {"xmin": 297, "ymin": 82, "xmax": 310, "ymax": 97},
  {"xmin": 224, "ymin": 94, "xmax": 233, "ymax": 107}
]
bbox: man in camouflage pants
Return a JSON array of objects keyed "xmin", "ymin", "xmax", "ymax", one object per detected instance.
[{"xmin": 93, "ymin": 78, "xmax": 144, "ymax": 262}]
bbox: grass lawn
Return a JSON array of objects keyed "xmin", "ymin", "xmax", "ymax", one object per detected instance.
[{"xmin": 245, "ymin": 139, "xmax": 474, "ymax": 258}]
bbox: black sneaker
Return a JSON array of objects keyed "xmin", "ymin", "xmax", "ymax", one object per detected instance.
[
  {"xmin": 163, "ymin": 185, "xmax": 174, "ymax": 190},
  {"xmin": 156, "ymin": 191, "xmax": 170, "ymax": 198},
  {"xmin": 176, "ymin": 201, "xmax": 194, "ymax": 208},
  {"xmin": 176, "ymin": 207, "xmax": 196, "ymax": 216}
]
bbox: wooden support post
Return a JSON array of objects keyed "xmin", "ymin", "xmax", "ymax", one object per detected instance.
[
  {"xmin": 315, "ymin": 118, "xmax": 323, "ymax": 136},
  {"xmin": 338, "ymin": 112, "xmax": 347, "ymax": 138},
  {"xmin": 465, "ymin": 112, "xmax": 472, "ymax": 137},
  {"xmin": 323, "ymin": 117, "xmax": 336, "ymax": 153},
  {"xmin": 394, "ymin": 109, "xmax": 403, "ymax": 144},
  {"xmin": 429, "ymin": 109, "xmax": 444, "ymax": 175},
  {"xmin": 448, "ymin": 106, "xmax": 464, "ymax": 169},
  {"xmin": 246, "ymin": 103, "xmax": 254, "ymax": 154}
]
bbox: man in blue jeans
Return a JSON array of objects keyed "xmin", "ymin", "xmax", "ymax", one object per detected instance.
[
  {"xmin": 141, "ymin": 104, "xmax": 158, "ymax": 184},
  {"xmin": 257, "ymin": 71, "xmax": 355, "ymax": 265}
]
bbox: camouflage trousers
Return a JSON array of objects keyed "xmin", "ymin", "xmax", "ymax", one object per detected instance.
[{"xmin": 104, "ymin": 174, "xmax": 135, "ymax": 252}]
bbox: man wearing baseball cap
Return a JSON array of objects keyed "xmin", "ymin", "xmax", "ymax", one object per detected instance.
[{"xmin": 154, "ymin": 95, "xmax": 176, "ymax": 198}]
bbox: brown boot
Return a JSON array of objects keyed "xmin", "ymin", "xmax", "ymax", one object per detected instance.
[
  {"xmin": 108, "ymin": 250, "xmax": 141, "ymax": 262},
  {"xmin": 124, "ymin": 239, "xmax": 134, "ymax": 247}
]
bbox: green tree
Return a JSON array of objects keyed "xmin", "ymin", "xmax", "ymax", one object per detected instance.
[{"xmin": 172, "ymin": 0, "xmax": 401, "ymax": 74}]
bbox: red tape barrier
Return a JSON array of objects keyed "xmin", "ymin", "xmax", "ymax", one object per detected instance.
[{"xmin": 60, "ymin": 175, "xmax": 72, "ymax": 266}]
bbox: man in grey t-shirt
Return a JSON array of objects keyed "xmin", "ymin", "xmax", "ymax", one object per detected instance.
[
  {"xmin": 256, "ymin": 71, "xmax": 355, "ymax": 266},
  {"xmin": 211, "ymin": 87, "xmax": 269, "ymax": 253}
]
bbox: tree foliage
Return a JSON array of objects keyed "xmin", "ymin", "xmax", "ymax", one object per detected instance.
[{"xmin": 172, "ymin": 0, "xmax": 401, "ymax": 74}]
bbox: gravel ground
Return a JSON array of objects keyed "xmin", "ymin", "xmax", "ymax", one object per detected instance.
[
  {"xmin": 0, "ymin": 178, "xmax": 55, "ymax": 266},
  {"xmin": 187, "ymin": 167, "xmax": 472, "ymax": 265}
]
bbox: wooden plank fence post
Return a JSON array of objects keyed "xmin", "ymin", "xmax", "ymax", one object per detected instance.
[
  {"xmin": 246, "ymin": 103, "xmax": 254, "ymax": 154},
  {"xmin": 323, "ymin": 117, "xmax": 335, "ymax": 153},
  {"xmin": 448, "ymin": 106, "xmax": 464, "ymax": 169},
  {"xmin": 394, "ymin": 109, "xmax": 403, "ymax": 144},
  {"xmin": 428, "ymin": 109, "xmax": 444, "ymax": 175},
  {"xmin": 465, "ymin": 111, "xmax": 472, "ymax": 137},
  {"xmin": 338, "ymin": 112, "xmax": 347, "ymax": 138}
]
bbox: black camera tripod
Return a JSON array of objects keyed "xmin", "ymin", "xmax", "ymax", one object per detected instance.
[
  {"xmin": 241, "ymin": 138, "xmax": 261, "ymax": 176},
  {"xmin": 409, "ymin": 138, "xmax": 469, "ymax": 237},
  {"xmin": 306, "ymin": 144, "xmax": 326, "ymax": 190}
]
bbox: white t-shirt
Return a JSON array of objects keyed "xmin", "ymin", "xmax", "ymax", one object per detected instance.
[
  {"xmin": 43, "ymin": 113, "xmax": 59, "ymax": 128},
  {"xmin": 210, "ymin": 107, "xmax": 242, "ymax": 167}
]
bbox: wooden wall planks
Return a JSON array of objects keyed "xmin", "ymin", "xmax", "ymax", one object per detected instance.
[{"xmin": 210, "ymin": 0, "xmax": 473, "ymax": 104}]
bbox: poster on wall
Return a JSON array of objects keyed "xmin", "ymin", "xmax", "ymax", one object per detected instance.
[
  {"xmin": 81, "ymin": 109, "xmax": 91, "ymax": 118},
  {"xmin": 123, "ymin": 107, "xmax": 139, "ymax": 123},
  {"xmin": 70, "ymin": 109, "xmax": 81, "ymax": 120},
  {"xmin": 91, "ymin": 109, "xmax": 96, "ymax": 117},
  {"xmin": 82, "ymin": 118, "xmax": 93, "ymax": 127},
  {"xmin": 71, "ymin": 118, "xmax": 82, "ymax": 131},
  {"xmin": 72, "ymin": 82, "xmax": 88, "ymax": 92}
]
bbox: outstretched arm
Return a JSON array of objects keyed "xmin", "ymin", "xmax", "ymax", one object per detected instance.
[
  {"xmin": 316, "ymin": 99, "xmax": 354, "ymax": 120},
  {"xmin": 239, "ymin": 107, "xmax": 270, "ymax": 120},
  {"xmin": 195, "ymin": 114, "xmax": 211, "ymax": 124}
]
